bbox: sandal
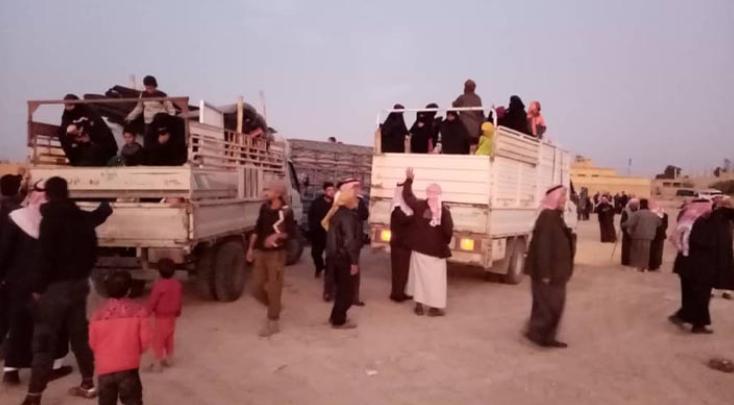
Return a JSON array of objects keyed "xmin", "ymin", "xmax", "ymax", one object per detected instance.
[
  {"xmin": 414, "ymin": 304, "xmax": 425, "ymax": 316},
  {"xmin": 708, "ymin": 358, "xmax": 734, "ymax": 373},
  {"xmin": 427, "ymin": 308, "xmax": 446, "ymax": 317}
]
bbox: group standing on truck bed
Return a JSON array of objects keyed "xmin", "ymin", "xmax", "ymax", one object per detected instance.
[{"xmin": 380, "ymin": 79, "xmax": 548, "ymax": 156}]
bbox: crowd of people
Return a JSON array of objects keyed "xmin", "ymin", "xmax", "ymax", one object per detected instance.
[
  {"xmin": 56, "ymin": 76, "xmax": 189, "ymax": 168},
  {"xmin": 0, "ymin": 173, "xmax": 183, "ymax": 404},
  {"xmin": 380, "ymin": 80, "xmax": 548, "ymax": 156}
]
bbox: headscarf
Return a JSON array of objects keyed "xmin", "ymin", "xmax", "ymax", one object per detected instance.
[
  {"xmin": 391, "ymin": 185, "xmax": 413, "ymax": 216},
  {"xmin": 426, "ymin": 183, "xmax": 443, "ymax": 227},
  {"xmin": 540, "ymin": 185, "xmax": 566, "ymax": 211},
  {"xmin": 624, "ymin": 198, "xmax": 640, "ymax": 216},
  {"xmin": 321, "ymin": 182, "xmax": 358, "ymax": 231},
  {"xmin": 9, "ymin": 180, "xmax": 47, "ymax": 239},
  {"xmin": 495, "ymin": 106, "xmax": 507, "ymax": 120},
  {"xmin": 671, "ymin": 199, "xmax": 712, "ymax": 256},
  {"xmin": 527, "ymin": 101, "xmax": 546, "ymax": 137}
]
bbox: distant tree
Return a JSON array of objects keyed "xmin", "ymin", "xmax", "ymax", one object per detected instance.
[{"xmin": 710, "ymin": 180, "xmax": 734, "ymax": 195}]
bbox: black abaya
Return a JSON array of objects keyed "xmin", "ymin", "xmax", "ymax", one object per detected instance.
[
  {"xmin": 381, "ymin": 112, "xmax": 408, "ymax": 153},
  {"xmin": 649, "ymin": 213, "xmax": 668, "ymax": 271},
  {"xmin": 596, "ymin": 203, "xmax": 617, "ymax": 243}
]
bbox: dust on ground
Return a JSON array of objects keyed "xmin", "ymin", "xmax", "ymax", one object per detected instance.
[{"xmin": 2, "ymin": 220, "xmax": 734, "ymax": 405}]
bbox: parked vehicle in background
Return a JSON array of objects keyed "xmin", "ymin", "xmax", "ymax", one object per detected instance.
[
  {"xmin": 369, "ymin": 106, "xmax": 575, "ymax": 285},
  {"xmin": 675, "ymin": 188, "xmax": 697, "ymax": 198},
  {"xmin": 26, "ymin": 95, "xmax": 304, "ymax": 302},
  {"xmin": 696, "ymin": 188, "xmax": 723, "ymax": 200},
  {"xmin": 288, "ymin": 139, "xmax": 373, "ymax": 239}
]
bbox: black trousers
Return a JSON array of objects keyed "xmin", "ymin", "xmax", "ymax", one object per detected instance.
[
  {"xmin": 329, "ymin": 258, "xmax": 356, "ymax": 326},
  {"xmin": 649, "ymin": 238, "xmax": 665, "ymax": 270},
  {"xmin": 4, "ymin": 288, "xmax": 69, "ymax": 369},
  {"xmin": 98, "ymin": 369, "xmax": 143, "ymax": 405},
  {"xmin": 0, "ymin": 288, "xmax": 8, "ymax": 348},
  {"xmin": 676, "ymin": 276, "xmax": 711, "ymax": 327},
  {"xmin": 527, "ymin": 279, "xmax": 567, "ymax": 344},
  {"xmin": 29, "ymin": 280, "xmax": 94, "ymax": 394},
  {"xmin": 390, "ymin": 246, "xmax": 411, "ymax": 299},
  {"xmin": 311, "ymin": 233, "xmax": 326, "ymax": 273}
]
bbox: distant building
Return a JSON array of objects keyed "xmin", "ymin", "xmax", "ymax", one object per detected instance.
[{"xmin": 571, "ymin": 157, "xmax": 651, "ymax": 198}]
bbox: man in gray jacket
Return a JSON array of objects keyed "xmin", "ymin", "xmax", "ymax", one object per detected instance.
[{"xmin": 623, "ymin": 199, "xmax": 662, "ymax": 272}]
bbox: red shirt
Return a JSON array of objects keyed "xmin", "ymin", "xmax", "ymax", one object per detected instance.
[
  {"xmin": 147, "ymin": 278, "xmax": 183, "ymax": 318},
  {"xmin": 89, "ymin": 299, "xmax": 150, "ymax": 375}
]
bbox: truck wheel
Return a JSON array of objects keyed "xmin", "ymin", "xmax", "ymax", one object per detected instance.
[
  {"xmin": 195, "ymin": 244, "xmax": 217, "ymax": 301},
  {"xmin": 213, "ymin": 240, "xmax": 247, "ymax": 302},
  {"xmin": 502, "ymin": 238, "xmax": 527, "ymax": 285},
  {"xmin": 286, "ymin": 231, "xmax": 305, "ymax": 266}
]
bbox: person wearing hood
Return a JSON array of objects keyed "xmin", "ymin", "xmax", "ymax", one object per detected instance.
[
  {"xmin": 527, "ymin": 101, "xmax": 547, "ymax": 138},
  {"xmin": 19, "ymin": 178, "xmax": 112, "ymax": 405},
  {"xmin": 381, "ymin": 104, "xmax": 409, "ymax": 153},
  {"xmin": 524, "ymin": 186, "xmax": 575, "ymax": 348},
  {"xmin": 402, "ymin": 168, "xmax": 453, "ymax": 317},
  {"xmin": 623, "ymin": 199, "xmax": 662, "ymax": 272},
  {"xmin": 389, "ymin": 184, "xmax": 414, "ymax": 302},
  {"xmin": 409, "ymin": 104, "xmax": 440, "ymax": 154},
  {"xmin": 0, "ymin": 180, "xmax": 75, "ymax": 386},
  {"xmin": 63, "ymin": 121, "xmax": 113, "ymax": 167},
  {"xmin": 453, "ymin": 80, "xmax": 484, "ymax": 146},
  {"xmin": 648, "ymin": 202, "xmax": 669, "ymax": 271},
  {"xmin": 437, "ymin": 109, "xmax": 471, "ymax": 155},
  {"xmin": 669, "ymin": 198, "xmax": 734, "ymax": 334},
  {"xmin": 499, "ymin": 96, "xmax": 530, "ymax": 135},
  {"xmin": 124, "ymin": 75, "xmax": 177, "ymax": 148},
  {"xmin": 620, "ymin": 199, "xmax": 640, "ymax": 265},
  {"xmin": 58, "ymin": 94, "xmax": 118, "ymax": 166},
  {"xmin": 323, "ymin": 182, "xmax": 363, "ymax": 329},
  {"xmin": 475, "ymin": 112, "xmax": 496, "ymax": 156},
  {"xmin": 596, "ymin": 195, "xmax": 617, "ymax": 243},
  {"xmin": 146, "ymin": 126, "xmax": 187, "ymax": 166}
]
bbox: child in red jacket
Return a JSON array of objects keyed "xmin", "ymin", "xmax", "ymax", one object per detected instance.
[
  {"xmin": 147, "ymin": 260, "xmax": 183, "ymax": 371},
  {"xmin": 90, "ymin": 271, "xmax": 149, "ymax": 405}
]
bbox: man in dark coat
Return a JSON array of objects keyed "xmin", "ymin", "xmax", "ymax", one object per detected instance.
[
  {"xmin": 323, "ymin": 183, "xmax": 363, "ymax": 329},
  {"xmin": 332, "ymin": 179, "xmax": 369, "ymax": 306},
  {"xmin": 0, "ymin": 174, "xmax": 23, "ymax": 353},
  {"xmin": 596, "ymin": 196, "xmax": 617, "ymax": 243},
  {"xmin": 670, "ymin": 200, "xmax": 734, "ymax": 334},
  {"xmin": 22, "ymin": 177, "xmax": 112, "ymax": 405},
  {"xmin": 308, "ymin": 182, "xmax": 336, "ymax": 282},
  {"xmin": 524, "ymin": 186, "xmax": 575, "ymax": 348},
  {"xmin": 453, "ymin": 80, "xmax": 484, "ymax": 146},
  {"xmin": 389, "ymin": 184, "xmax": 413, "ymax": 302}
]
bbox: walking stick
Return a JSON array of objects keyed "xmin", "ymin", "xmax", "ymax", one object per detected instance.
[{"xmin": 610, "ymin": 229, "xmax": 623, "ymax": 259}]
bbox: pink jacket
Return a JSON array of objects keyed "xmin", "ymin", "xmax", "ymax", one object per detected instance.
[
  {"xmin": 147, "ymin": 278, "xmax": 183, "ymax": 318},
  {"xmin": 89, "ymin": 299, "xmax": 150, "ymax": 375}
]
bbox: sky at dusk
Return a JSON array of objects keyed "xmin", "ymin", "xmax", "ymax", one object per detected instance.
[{"xmin": 1, "ymin": 0, "xmax": 732, "ymax": 176}]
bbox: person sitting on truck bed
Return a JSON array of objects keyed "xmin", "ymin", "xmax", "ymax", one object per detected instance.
[
  {"xmin": 124, "ymin": 75, "xmax": 177, "ymax": 148},
  {"xmin": 146, "ymin": 126, "xmax": 187, "ymax": 166},
  {"xmin": 64, "ymin": 120, "xmax": 115, "ymax": 167},
  {"xmin": 499, "ymin": 95, "xmax": 530, "ymax": 135},
  {"xmin": 453, "ymin": 79, "xmax": 484, "ymax": 148},
  {"xmin": 409, "ymin": 104, "xmax": 440, "ymax": 154},
  {"xmin": 59, "ymin": 94, "xmax": 118, "ymax": 164},
  {"xmin": 527, "ymin": 101, "xmax": 547, "ymax": 139},
  {"xmin": 437, "ymin": 110, "xmax": 471, "ymax": 155},
  {"xmin": 380, "ymin": 104, "xmax": 409, "ymax": 153},
  {"xmin": 118, "ymin": 127, "xmax": 145, "ymax": 166}
]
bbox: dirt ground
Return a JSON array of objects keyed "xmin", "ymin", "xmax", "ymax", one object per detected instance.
[{"xmin": 2, "ymin": 219, "xmax": 734, "ymax": 405}]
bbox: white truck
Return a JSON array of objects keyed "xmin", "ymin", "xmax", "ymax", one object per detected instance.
[
  {"xmin": 368, "ymin": 107, "xmax": 574, "ymax": 284},
  {"xmin": 26, "ymin": 96, "xmax": 304, "ymax": 302}
]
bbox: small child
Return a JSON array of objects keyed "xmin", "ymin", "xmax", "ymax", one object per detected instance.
[
  {"xmin": 89, "ymin": 271, "xmax": 149, "ymax": 405},
  {"xmin": 120, "ymin": 128, "xmax": 144, "ymax": 166},
  {"xmin": 147, "ymin": 260, "xmax": 183, "ymax": 371},
  {"xmin": 476, "ymin": 113, "xmax": 495, "ymax": 156}
]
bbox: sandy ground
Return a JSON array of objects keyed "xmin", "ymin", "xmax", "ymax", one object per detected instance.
[{"xmin": 2, "ymin": 219, "xmax": 734, "ymax": 405}]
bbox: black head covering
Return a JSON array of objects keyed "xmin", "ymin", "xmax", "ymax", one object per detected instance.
[
  {"xmin": 64, "ymin": 94, "xmax": 80, "ymax": 101},
  {"xmin": 143, "ymin": 75, "xmax": 158, "ymax": 87},
  {"xmin": 0, "ymin": 174, "xmax": 22, "ymax": 197},
  {"xmin": 509, "ymin": 95, "xmax": 525, "ymax": 111}
]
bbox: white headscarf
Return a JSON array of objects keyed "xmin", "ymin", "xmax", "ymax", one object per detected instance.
[
  {"xmin": 390, "ymin": 185, "xmax": 413, "ymax": 216},
  {"xmin": 9, "ymin": 179, "xmax": 47, "ymax": 239}
]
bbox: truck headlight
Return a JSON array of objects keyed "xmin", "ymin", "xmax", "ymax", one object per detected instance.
[
  {"xmin": 459, "ymin": 238, "xmax": 475, "ymax": 251},
  {"xmin": 380, "ymin": 230, "xmax": 392, "ymax": 242}
]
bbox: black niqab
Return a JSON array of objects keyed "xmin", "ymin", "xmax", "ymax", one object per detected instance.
[
  {"xmin": 499, "ymin": 95, "xmax": 530, "ymax": 135},
  {"xmin": 381, "ymin": 104, "xmax": 408, "ymax": 153}
]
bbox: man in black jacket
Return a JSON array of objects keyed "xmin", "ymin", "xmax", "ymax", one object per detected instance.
[
  {"xmin": 335, "ymin": 179, "xmax": 369, "ymax": 306},
  {"xmin": 309, "ymin": 182, "xmax": 336, "ymax": 282},
  {"xmin": 323, "ymin": 183, "xmax": 363, "ymax": 329},
  {"xmin": 0, "ymin": 174, "xmax": 23, "ymax": 352},
  {"xmin": 22, "ymin": 177, "xmax": 112, "ymax": 405}
]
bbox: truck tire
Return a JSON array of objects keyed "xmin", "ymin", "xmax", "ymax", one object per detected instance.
[
  {"xmin": 195, "ymin": 244, "xmax": 217, "ymax": 301},
  {"xmin": 286, "ymin": 230, "xmax": 305, "ymax": 266},
  {"xmin": 502, "ymin": 238, "xmax": 527, "ymax": 285},
  {"xmin": 213, "ymin": 240, "xmax": 247, "ymax": 302}
]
